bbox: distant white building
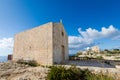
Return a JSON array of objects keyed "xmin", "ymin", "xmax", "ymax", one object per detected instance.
[{"xmin": 91, "ymin": 46, "xmax": 100, "ymax": 53}]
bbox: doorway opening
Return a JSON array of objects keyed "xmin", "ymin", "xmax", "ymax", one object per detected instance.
[{"xmin": 61, "ymin": 45, "xmax": 65, "ymax": 62}]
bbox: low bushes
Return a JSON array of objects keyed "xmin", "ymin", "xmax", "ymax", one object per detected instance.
[
  {"xmin": 96, "ymin": 56, "xmax": 103, "ymax": 59},
  {"xmin": 46, "ymin": 65, "xmax": 114, "ymax": 80},
  {"xmin": 86, "ymin": 73, "xmax": 114, "ymax": 80},
  {"xmin": 47, "ymin": 66, "xmax": 81, "ymax": 80},
  {"xmin": 17, "ymin": 59, "xmax": 39, "ymax": 67}
]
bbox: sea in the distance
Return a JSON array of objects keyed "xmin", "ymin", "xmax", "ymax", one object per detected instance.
[{"xmin": 0, "ymin": 56, "xmax": 7, "ymax": 62}]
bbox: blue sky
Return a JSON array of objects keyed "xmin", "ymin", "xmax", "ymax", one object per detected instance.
[{"xmin": 0, "ymin": 0, "xmax": 120, "ymax": 56}]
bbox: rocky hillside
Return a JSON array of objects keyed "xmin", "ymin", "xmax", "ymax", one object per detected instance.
[
  {"xmin": 0, "ymin": 62, "xmax": 48, "ymax": 80},
  {"xmin": 0, "ymin": 61, "xmax": 120, "ymax": 80}
]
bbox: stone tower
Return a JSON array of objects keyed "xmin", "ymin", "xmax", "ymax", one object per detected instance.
[{"xmin": 13, "ymin": 22, "xmax": 68, "ymax": 65}]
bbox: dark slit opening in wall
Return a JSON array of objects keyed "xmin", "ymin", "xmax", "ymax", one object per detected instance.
[{"xmin": 61, "ymin": 45, "xmax": 65, "ymax": 62}]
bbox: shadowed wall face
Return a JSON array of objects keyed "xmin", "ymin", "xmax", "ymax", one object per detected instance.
[
  {"xmin": 13, "ymin": 22, "xmax": 68, "ymax": 65},
  {"xmin": 53, "ymin": 23, "xmax": 68, "ymax": 64}
]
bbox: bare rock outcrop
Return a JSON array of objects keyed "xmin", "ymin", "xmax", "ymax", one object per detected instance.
[{"xmin": 0, "ymin": 62, "xmax": 48, "ymax": 80}]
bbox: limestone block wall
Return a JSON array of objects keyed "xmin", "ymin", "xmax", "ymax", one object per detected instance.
[
  {"xmin": 13, "ymin": 22, "xmax": 53, "ymax": 65},
  {"xmin": 53, "ymin": 23, "xmax": 69, "ymax": 64},
  {"xmin": 13, "ymin": 22, "xmax": 69, "ymax": 65}
]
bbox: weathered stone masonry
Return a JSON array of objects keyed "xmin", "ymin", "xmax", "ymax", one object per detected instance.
[{"xmin": 13, "ymin": 22, "xmax": 68, "ymax": 65}]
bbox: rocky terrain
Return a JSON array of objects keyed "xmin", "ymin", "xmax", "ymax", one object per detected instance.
[
  {"xmin": 0, "ymin": 61, "xmax": 48, "ymax": 80},
  {"xmin": 0, "ymin": 61, "xmax": 120, "ymax": 80}
]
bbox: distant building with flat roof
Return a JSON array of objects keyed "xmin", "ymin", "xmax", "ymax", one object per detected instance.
[{"xmin": 91, "ymin": 46, "xmax": 100, "ymax": 53}]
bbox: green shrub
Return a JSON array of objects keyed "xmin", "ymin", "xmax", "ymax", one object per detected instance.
[
  {"xmin": 46, "ymin": 66, "xmax": 74, "ymax": 80},
  {"xmin": 46, "ymin": 65, "xmax": 115, "ymax": 80},
  {"xmin": 86, "ymin": 73, "xmax": 114, "ymax": 80},
  {"xmin": 104, "ymin": 61, "xmax": 113, "ymax": 66},
  {"xmin": 106, "ymin": 54, "xmax": 112, "ymax": 56},
  {"xmin": 17, "ymin": 59, "xmax": 39, "ymax": 67},
  {"xmin": 96, "ymin": 56, "xmax": 103, "ymax": 59}
]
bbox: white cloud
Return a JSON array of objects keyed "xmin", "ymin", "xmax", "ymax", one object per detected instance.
[
  {"xmin": 69, "ymin": 25, "xmax": 120, "ymax": 54},
  {"xmin": 78, "ymin": 25, "xmax": 119, "ymax": 39},
  {"xmin": 0, "ymin": 38, "xmax": 14, "ymax": 50}
]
